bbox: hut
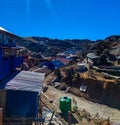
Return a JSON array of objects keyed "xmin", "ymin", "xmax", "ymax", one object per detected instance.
[
  {"xmin": 77, "ymin": 63, "xmax": 87, "ymax": 71},
  {"xmin": 0, "ymin": 71, "xmax": 45, "ymax": 125},
  {"xmin": 87, "ymin": 53, "xmax": 98, "ymax": 65},
  {"xmin": 116, "ymin": 56, "xmax": 120, "ymax": 64}
]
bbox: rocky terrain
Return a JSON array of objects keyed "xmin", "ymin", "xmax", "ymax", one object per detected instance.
[
  {"xmin": 17, "ymin": 37, "xmax": 94, "ymax": 57},
  {"xmin": 17, "ymin": 35, "xmax": 120, "ymax": 124},
  {"xmin": 17, "ymin": 36, "xmax": 120, "ymax": 67},
  {"xmin": 18, "ymin": 35, "xmax": 120, "ymax": 109}
]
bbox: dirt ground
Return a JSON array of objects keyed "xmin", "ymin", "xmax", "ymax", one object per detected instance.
[{"xmin": 44, "ymin": 84, "xmax": 120, "ymax": 124}]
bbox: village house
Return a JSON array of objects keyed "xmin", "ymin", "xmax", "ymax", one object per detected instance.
[
  {"xmin": 0, "ymin": 71, "xmax": 45, "ymax": 125},
  {"xmin": 0, "ymin": 27, "xmax": 23, "ymax": 80},
  {"xmin": 87, "ymin": 53, "xmax": 99, "ymax": 65},
  {"xmin": 116, "ymin": 56, "xmax": 120, "ymax": 64},
  {"xmin": 0, "ymin": 27, "xmax": 45, "ymax": 125}
]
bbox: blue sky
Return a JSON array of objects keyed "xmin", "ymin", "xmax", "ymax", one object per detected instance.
[{"xmin": 0, "ymin": 0, "xmax": 120, "ymax": 40}]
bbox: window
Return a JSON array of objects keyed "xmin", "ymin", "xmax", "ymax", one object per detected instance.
[{"xmin": 2, "ymin": 48, "xmax": 11, "ymax": 57}]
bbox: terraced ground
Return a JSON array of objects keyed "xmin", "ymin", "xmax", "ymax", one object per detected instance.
[{"xmin": 43, "ymin": 75, "xmax": 120, "ymax": 124}]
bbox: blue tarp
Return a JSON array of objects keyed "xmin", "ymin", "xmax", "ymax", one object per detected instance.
[
  {"xmin": 51, "ymin": 60, "xmax": 65, "ymax": 69},
  {"xmin": 44, "ymin": 62, "xmax": 55, "ymax": 70},
  {"xmin": 41, "ymin": 60, "xmax": 65, "ymax": 70}
]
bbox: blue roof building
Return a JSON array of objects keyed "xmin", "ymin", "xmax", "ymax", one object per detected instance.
[
  {"xmin": 41, "ymin": 60, "xmax": 65, "ymax": 70},
  {"xmin": 87, "ymin": 53, "xmax": 99, "ymax": 65}
]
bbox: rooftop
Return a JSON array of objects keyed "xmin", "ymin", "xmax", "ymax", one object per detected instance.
[
  {"xmin": 117, "ymin": 56, "xmax": 120, "ymax": 60},
  {"xmin": 0, "ymin": 27, "xmax": 22, "ymax": 39},
  {"xmin": 87, "ymin": 53, "xmax": 98, "ymax": 59},
  {"xmin": 0, "ymin": 71, "xmax": 45, "ymax": 93},
  {"xmin": 0, "ymin": 27, "xmax": 9, "ymax": 32}
]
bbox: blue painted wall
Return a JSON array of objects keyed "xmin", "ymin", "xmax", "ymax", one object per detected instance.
[
  {"xmin": 0, "ymin": 48, "xmax": 23, "ymax": 80},
  {"xmin": 10, "ymin": 56, "xmax": 23, "ymax": 69},
  {"xmin": 6, "ymin": 90, "xmax": 39, "ymax": 118},
  {"xmin": 0, "ymin": 49, "xmax": 11, "ymax": 80}
]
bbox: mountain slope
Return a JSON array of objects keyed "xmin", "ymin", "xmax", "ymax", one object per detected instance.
[{"xmin": 17, "ymin": 37, "xmax": 93, "ymax": 56}]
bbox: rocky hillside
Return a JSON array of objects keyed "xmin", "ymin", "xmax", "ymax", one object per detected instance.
[
  {"xmin": 81, "ymin": 35, "xmax": 120, "ymax": 54},
  {"xmin": 17, "ymin": 37, "xmax": 93, "ymax": 56},
  {"xmin": 79, "ymin": 35, "xmax": 120, "ymax": 66},
  {"xmin": 17, "ymin": 35, "xmax": 120, "ymax": 58}
]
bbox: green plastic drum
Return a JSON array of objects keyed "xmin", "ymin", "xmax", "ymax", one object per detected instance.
[{"xmin": 59, "ymin": 96, "xmax": 71, "ymax": 114}]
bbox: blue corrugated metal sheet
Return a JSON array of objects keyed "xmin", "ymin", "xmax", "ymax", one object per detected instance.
[
  {"xmin": 6, "ymin": 90, "xmax": 38, "ymax": 117},
  {"xmin": 10, "ymin": 56, "xmax": 23, "ymax": 69},
  {"xmin": 0, "ymin": 49, "xmax": 23, "ymax": 80},
  {"xmin": 41, "ymin": 60, "xmax": 65, "ymax": 70},
  {"xmin": 44, "ymin": 62, "xmax": 55, "ymax": 70},
  {"xmin": 0, "ymin": 57, "xmax": 11, "ymax": 80}
]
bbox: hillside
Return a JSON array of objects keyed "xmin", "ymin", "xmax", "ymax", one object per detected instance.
[
  {"xmin": 17, "ymin": 37, "xmax": 93, "ymax": 56},
  {"xmin": 17, "ymin": 35, "xmax": 120, "ymax": 58},
  {"xmin": 17, "ymin": 35, "xmax": 120, "ymax": 124}
]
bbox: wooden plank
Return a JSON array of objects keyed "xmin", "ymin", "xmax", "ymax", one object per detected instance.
[{"xmin": 0, "ymin": 90, "xmax": 6, "ymax": 113}]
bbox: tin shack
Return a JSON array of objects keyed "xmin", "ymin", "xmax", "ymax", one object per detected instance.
[{"xmin": 0, "ymin": 71, "xmax": 45, "ymax": 125}]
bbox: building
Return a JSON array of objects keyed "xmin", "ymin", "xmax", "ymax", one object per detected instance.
[
  {"xmin": 55, "ymin": 57, "xmax": 71, "ymax": 65},
  {"xmin": 0, "ymin": 27, "xmax": 45, "ymax": 124},
  {"xmin": 77, "ymin": 63, "xmax": 87, "ymax": 71},
  {"xmin": 116, "ymin": 56, "xmax": 120, "ymax": 64},
  {"xmin": 87, "ymin": 53, "xmax": 99, "ymax": 65},
  {"xmin": 41, "ymin": 60, "xmax": 65, "ymax": 70},
  {"xmin": 0, "ymin": 27, "xmax": 23, "ymax": 80},
  {"xmin": 51, "ymin": 60, "xmax": 65, "ymax": 69},
  {"xmin": 0, "ymin": 71, "xmax": 45, "ymax": 124}
]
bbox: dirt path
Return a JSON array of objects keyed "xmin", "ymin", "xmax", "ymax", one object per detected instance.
[{"xmin": 45, "ymin": 85, "xmax": 120, "ymax": 124}]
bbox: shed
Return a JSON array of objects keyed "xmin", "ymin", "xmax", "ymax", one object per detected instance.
[
  {"xmin": 0, "ymin": 71, "xmax": 45, "ymax": 124},
  {"xmin": 116, "ymin": 56, "xmax": 120, "ymax": 64},
  {"xmin": 77, "ymin": 63, "xmax": 87, "ymax": 71},
  {"xmin": 87, "ymin": 53, "xmax": 98, "ymax": 59},
  {"xmin": 87, "ymin": 53, "xmax": 98, "ymax": 65}
]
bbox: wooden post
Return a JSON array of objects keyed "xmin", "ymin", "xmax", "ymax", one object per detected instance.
[
  {"xmin": 68, "ymin": 111, "xmax": 71, "ymax": 125},
  {"xmin": 0, "ymin": 108, "xmax": 2, "ymax": 125},
  {"xmin": 49, "ymin": 110, "xmax": 55, "ymax": 124}
]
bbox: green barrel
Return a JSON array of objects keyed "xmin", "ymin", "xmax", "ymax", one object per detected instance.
[{"xmin": 59, "ymin": 96, "xmax": 71, "ymax": 114}]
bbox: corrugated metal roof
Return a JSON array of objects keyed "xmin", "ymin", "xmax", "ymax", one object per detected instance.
[
  {"xmin": 117, "ymin": 56, "xmax": 120, "ymax": 60},
  {"xmin": 0, "ymin": 27, "xmax": 9, "ymax": 32},
  {"xmin": 87, "ymin": 53, "xmax": 98, "ymax": 59},
  {"xmin": 4, "ymin": 71, "xmax": 45, "ymax": 92},
  {"xmin": 0, "ymin": 27, "xmax": 22, "ymax": 39},
  {"xmin": 56, "ymin": 57, "xmax": 71, "ymax": 65}
]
